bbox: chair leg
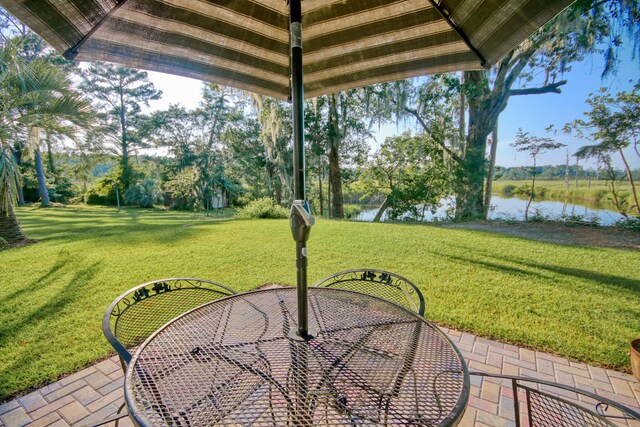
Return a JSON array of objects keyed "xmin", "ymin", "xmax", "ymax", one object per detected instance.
[
  {"xmin": 80, "ymin": 409, "xmax": 128, "ymax": 427},
  {"xmin": 114, "ymin": 401, "xmax": 127, "ymax": 427}
]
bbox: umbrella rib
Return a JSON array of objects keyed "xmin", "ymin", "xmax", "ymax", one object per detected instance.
[
  {"xmin": 426, "ymin": 0, "xmax": 488, "ymax": 68},
  {"xmin": 63, "ymin": 0, "xmax": 131, "ymax": 60}
]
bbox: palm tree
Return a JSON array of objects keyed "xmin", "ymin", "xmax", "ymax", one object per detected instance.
[
  {"xmin": 17, "ymin": 56, "xmax": 89, "ymax": 206},
  {"xmin": 0, "ymin": 40, "xmax": 29, "ymax": 243},
  {"xmin": 0, "ymin": 37, "xmax": 89, "ymax": 243}
]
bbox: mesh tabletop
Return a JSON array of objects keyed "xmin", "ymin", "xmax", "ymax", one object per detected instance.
[{"xmin": 125, "ymin": 288, "xmax": 469, "ymax": 426}]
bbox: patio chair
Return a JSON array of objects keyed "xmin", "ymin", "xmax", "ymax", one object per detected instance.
[
  {"xmin": 469, "ymin": 371, "xmax": 640, "ymax": 426},
  {"xmin": 313, "ymin": 269, "xmax": 425, "ymax": 316},
  {"xmin": 92, "ymin": 278, "xmax": 237, "ymax": 427}
]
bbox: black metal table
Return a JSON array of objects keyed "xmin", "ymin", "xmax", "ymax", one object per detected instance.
[{"xmin": 124, "ymin": 288, "xmax": 470, "ymax": 426}]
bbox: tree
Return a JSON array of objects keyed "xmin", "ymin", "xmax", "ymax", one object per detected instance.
[
  {"xmin": 574, "ymin": 145, "xmax": 631, "ymax": 216},
  {"xmin": 358, "ymin": 132, "xmax": 451, "ymax": 222},
  {"xmin": 397, "ymin": 1, "xmax": 639, "ymax": 219},
  {"xmin": 305, "ymin": 97, "xmax": 329, "ymax": 216},
  {"xmin": 224, "ymin": 117, "xmax": 269, "ymax": 201},
  {"xmin": 80, "ymin": 62, "xmax": 161, "ymax": 188},
  {"xmin": 0, "ymin": 39, "xmax": 31, "ymax": 242},
  {"xmin": 566, "ymin": 82, "xmax": 640, "ymax": 214},
  {"xmin": 322, "ymin": 89, "xmax": 378, "ymax": 218},
  {"xmin": 19, "ymin": 56, "xmax": 89, "ymax": 206},
  {"xmin": 250, "ymin": 96, "xmax": 293, "ymax": 205},
  {"xmin": 511, "ymin": 129, "xmax": 565, "ymax": 221},
  {"xmin": 0, "ymin": 33, "xmax": 88, "ymax": 241},
  {"xmin": 149, "ymin": 85, "xmax": 244, "ymax": 210},
  {"xmin": 124, "ymin": 178, "xmax": 162, "ymax": 208}
]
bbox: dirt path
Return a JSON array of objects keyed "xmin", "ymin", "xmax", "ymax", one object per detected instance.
[{"xmin": 441, "ymin": 221, "xmax": 640, "ymax": 251}]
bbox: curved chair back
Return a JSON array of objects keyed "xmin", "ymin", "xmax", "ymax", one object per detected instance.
[
  {"xmin": 470, "ymin": 371, "xmax": 640, "ymax": 426},
  {"xmin": 103, "ymin": 278, "xmax": 236, "ymax": 364},
  {"xmin": 313, "ymin": 269, "xmax": 425, "ymax": 315}
]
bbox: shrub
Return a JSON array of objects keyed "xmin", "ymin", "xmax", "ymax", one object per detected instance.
[
  {"xmin": 561, "ymin": 213, "xmax": 600, "ymax": 227},
  {"xmin": 84, "ymin": 190, "xmax": 111, "ymax": 205},
  {"xmin": 535, "ymin": 186, "xmax": 548, "ymax": 198},
  {"xmin": 164, "ymin": 168, "xmax": 200, "ymax": 210},
  {"xmin": 343, "ymin": 204, "xmax": 362, "ymax": 219},
  {"xmin": 501, "ymin": 184, "xmax": 516, "ymax": 196},
  {"xmin": 615, "ymin": 216, "xmax": 640, "ymax": 231},
  {"xmin": 236, "ymin": 197, "xmax": 288, "ymax": 219},
  {"xmin": 592, "ymin": 189, "xmax": 608, "ymax": 206},
  {"xmin": 84, "ymin": 176, "xmax": 121, "ymax": 205},
  {"xmin": 124, "ymin": 179, "xmax": 163, "ymax": 208}
]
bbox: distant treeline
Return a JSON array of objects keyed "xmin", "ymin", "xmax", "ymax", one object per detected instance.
[{"xmin": 495, "ymin": 165, "xmax": 640, "ymax": 181}]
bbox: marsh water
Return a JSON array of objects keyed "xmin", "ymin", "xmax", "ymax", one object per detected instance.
[{"xmin": 353, "ymin": 195, "xmax": 626, "ymax": 225}]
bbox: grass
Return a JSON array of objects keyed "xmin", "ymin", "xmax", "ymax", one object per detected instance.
[
  {"xmin": 493, "ymin": 179, "xmax": 639, "ymax": 212},
  {"xmin": 1, "ymin": 205, "xmax": 639, "ymax": 400}
]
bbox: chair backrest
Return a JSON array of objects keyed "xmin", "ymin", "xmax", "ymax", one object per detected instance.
[
  {"xmin": 469, "ymin": 371, "xmax": 640, "ymax": 426},
  {"xmin": 313, "ymin": 269, "xmax": 425, "ymax": 315},
  {"xmin": 102, "ymin": 278, "xmax": 236, "ymax": 364}
]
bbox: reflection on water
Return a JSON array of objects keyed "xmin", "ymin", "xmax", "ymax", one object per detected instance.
[{"xmin": 354, "ymin": 195, "xmax": 626, "ymax": 226}]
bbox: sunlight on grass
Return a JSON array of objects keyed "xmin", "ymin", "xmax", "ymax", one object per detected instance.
[{"xmin": 1, "ymin": 205, "xmax": 638, "ymax": 399}]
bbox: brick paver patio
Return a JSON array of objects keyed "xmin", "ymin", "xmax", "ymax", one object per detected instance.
[{"xmin": 1, "ymin": 328, "xmax": 639, "ymax": 426}]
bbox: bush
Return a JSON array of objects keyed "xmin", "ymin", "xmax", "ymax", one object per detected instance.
[
  {"xmin": 615, "ymin": 216, "xmax": 640, "ymax": 231},
  {"xmin": 124, "ymin": 179, "xmax": 163, "ymax": 208},
  {"xmin": 343, "ymin": 204, "xmax": 362, "ymax": 219},
  {"xmin": 84, "ymin": 176, "xmax": 121, "ymax": 205},
  {"xmin": 501, "ymin": 184, "xmax": 516, "ymax": 196},
  {"xmin": 164, "ymin": 168, "xmax": 201, "ymax": 210},
  {"xmin": 536, "ymin": 186, "xmax": 548, "ymax": 198},
  {"xmin": 84, "ymin": 190, "xmax": 111, "ymax": 205},
  {"xmin": 592, "ymin": 189, "xmax": 608, "ymax": 206},
  {"xmin": 512, "ymin": 185, "xmax": 532, "ymax": 197},
  {"xmin": 48, "ymin": 175, "xmax": 75, "ymax": 203},
  {"xmin": 236, "ymin": 197, "xmax": 289, "ymax": 219}
]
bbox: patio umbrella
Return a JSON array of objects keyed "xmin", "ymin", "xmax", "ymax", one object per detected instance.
[{"xmin": 1, "ymin": 0, "xmax": 575, "ymax": 337}]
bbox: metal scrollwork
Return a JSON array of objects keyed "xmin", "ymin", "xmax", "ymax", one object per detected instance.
[
  {"xmin": 152, "ymin": 281, "xmax": 171, "ymax": 294},
  {"xmin": 315, "ymin": 269, "xmax": 426, "ymax": 316},
  {"xmin": 133, "ymin": 287, "xmax": 150, "ymax": 302}
]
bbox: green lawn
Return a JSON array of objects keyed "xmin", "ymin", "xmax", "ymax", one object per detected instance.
[{"xmin": 1, "ymin": 205, "xmax": 639, "ymax": 400}]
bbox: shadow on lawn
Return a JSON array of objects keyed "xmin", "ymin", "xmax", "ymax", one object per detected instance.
[
  {"xmin": 16, "ymin": 207, "xmax": 229, "ymax": 245},
  {"xmin": 431, "ymin": 236, "xmax": 640, "ymax": 296},
  {"xmin": 0, "ymin": 255, "xmax": 104, "ymax": 397}
]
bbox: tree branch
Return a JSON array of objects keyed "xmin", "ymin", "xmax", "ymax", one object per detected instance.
[
  {"xmin": 508, "ymin": 80, "xmax": 567, "ymax": 96},
  {"xmin": 404, "ymin": 107, "xmax": 462, "ymax": 164}
]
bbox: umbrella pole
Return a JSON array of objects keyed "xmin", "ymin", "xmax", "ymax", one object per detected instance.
[{"xmin": 289, "ymin": 0, "xmax": 314, "ymax": 339}]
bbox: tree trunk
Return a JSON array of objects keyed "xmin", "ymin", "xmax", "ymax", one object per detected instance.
[
  {"xmin": 459, "ymin": 112, "xmax": 492, "ymax": 218},
  {"xmin": 45, "ymin": 134, "xmax": 56, "ymax": 174},
  {"xmin": 564, "ymin": 148, "xmax": 570, "ymax": 199},
  {"xmin": 373, "ymin": 195, "xmax": 389, "ymax": 222},
  {"xmin": 30, "ymin": 127, "xmax": 50, "ymax": 207},
  {"xmin": 456, "ymin": 71, "xmax": 500, "ymax": 220},
  {"xmin": 318, "ymin": 158, "xmax": 323, "ymax": 216},
  {"xmin": 34, "ymin": 149, "xmax": 50, "ymax": 206},
  {"xmin": 17, "ymin": 182, "xmax": 25, "ymax": 207},
  {"xmin": 119, "ymin": 89, "xmax": 131, "ymax": 188},
  {"xmin": 328, "ymin": 142, "xmax": 344, "ymax": 218},
  {"xmin": 458, "ymin": 71, "xmax": 466, "ymax": 158},
  {"xmin": 11, "ymin": 145, "xmax": 26, "ymax": 206},
  {"xmin": 0, "ymin": 201, "xmax": 27, "ymax": 244},
  {"xmin": 328, "ymin": 94, "xmax": 344, "ymax": 219},
  {"xmin": 327, "ymin": 175, "xmax": 331, "ymax": 217},
  {"xmin": 484, "ymin": 120, "xmax": 498, "ymax": 217},
  {"xmin": 619, "ymin": 148, "xmax": 640, "ymax": 213},
  {"xmin": 525, "ymin": 156, "xmax": 537, "ymax": 221}
]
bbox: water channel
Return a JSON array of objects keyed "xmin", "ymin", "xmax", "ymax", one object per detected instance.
[{"xmin": 353, "ymin": 195, "xmax": 626, "ymax": 225}]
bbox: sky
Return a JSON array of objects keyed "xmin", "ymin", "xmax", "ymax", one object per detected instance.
[{"xmin": 141, "ymin": 47, "xmax": 640, "ymax": 170}]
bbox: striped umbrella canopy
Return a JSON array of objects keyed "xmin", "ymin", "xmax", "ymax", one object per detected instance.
[
  {"xmin": 2, "ymin": 0, "xmax": 574, "ymax": 101},
  {"xmin": 2, "ymin": 0, "xmax": 575, "ymax": 338}
]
